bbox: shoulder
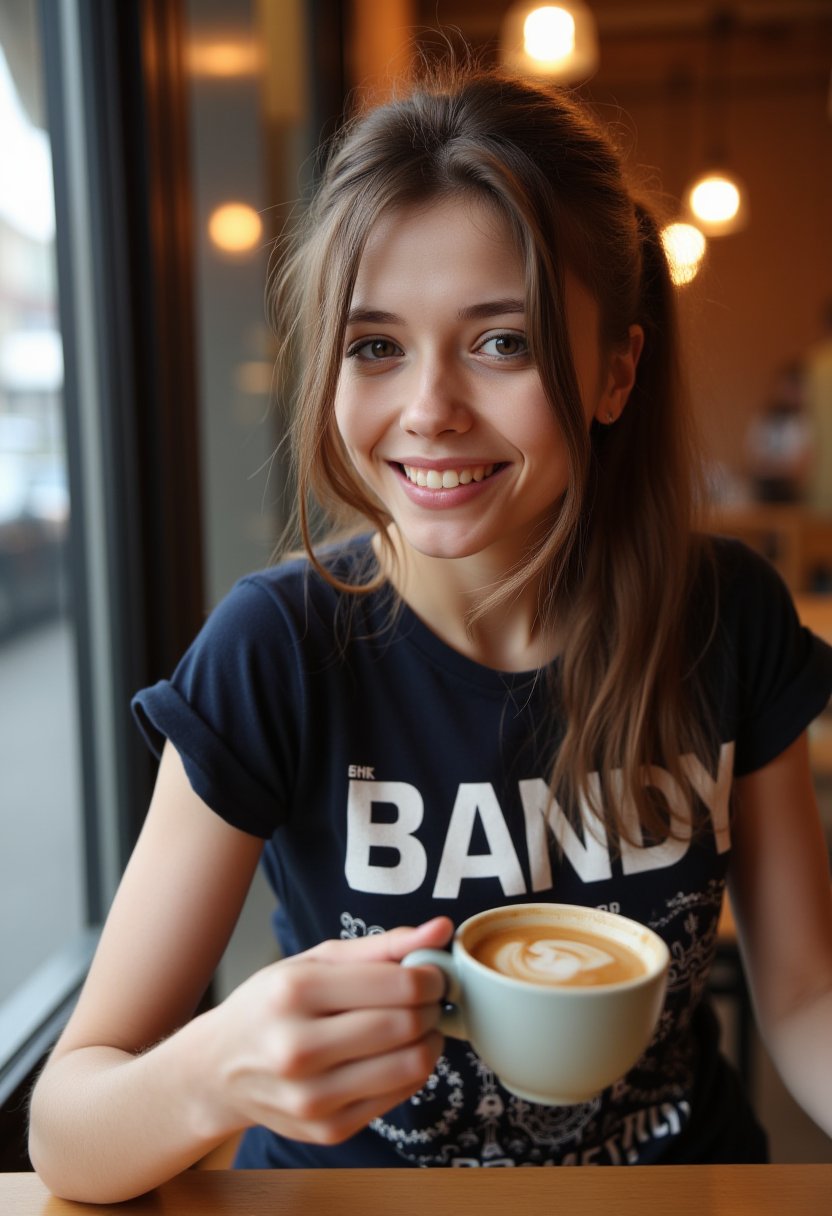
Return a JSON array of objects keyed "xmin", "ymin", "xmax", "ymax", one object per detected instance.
[
  {"xmin": 690, "ymin": 534, "xmax": 796, "ymax": 629},
  {"xmin": 689, "ymin": 534, "xmax": 804, "ymax": 664},
  {"xmin": 249, "ymin": 533, "xmax": 377, "ymax": 596},
  {"xmin": 698, "ymin": 532, "xmax": 778, "ymax": 583},
  {"xmin": 691, "ymin": 535, "xmax": 832, "ymax": 774},
  {"xmin": 151, "ymin": 535, "xmax": 381, "ymax": 703},
  {"xmin": 218, "ymin": 533, "xmax": 379, "ymax": 638}
]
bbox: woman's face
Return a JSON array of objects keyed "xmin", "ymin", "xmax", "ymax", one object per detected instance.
[{"xmin": 333, "ymin": 195, "xmax": 639, "ymax": 568}]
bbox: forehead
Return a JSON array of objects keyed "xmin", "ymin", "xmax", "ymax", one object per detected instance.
[{"xmin": 350, "ymin": 195, "xmax": 526, "ymax": 304}]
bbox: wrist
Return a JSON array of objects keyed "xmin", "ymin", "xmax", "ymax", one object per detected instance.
[{"xmin": 171, "ymin": 1005, "xmax": 248, "ymax": 1147}]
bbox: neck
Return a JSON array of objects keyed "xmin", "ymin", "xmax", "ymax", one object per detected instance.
[{"xmin": 373, "ymin": 528, "xmax": 558, "ymax": 672}]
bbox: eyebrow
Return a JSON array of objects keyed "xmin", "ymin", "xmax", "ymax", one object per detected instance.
[
  {"xmin": 459, "ymin": 298, "xmax": 526, "ymax": 320},
  {"xmin": 346, "ymin": 298, "xmax": 526, "ymax": 326}
]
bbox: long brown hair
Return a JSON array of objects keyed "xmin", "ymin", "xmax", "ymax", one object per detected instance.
[{"xmin": 269, "ymin": 64, "xmax": 716, "ymax": 848}]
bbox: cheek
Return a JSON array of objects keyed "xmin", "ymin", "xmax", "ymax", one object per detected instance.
[
  {"xmin": 333, "ymin": 387, "xmax": 377, "ymax": 465},
  {"xmin": 512, "ymin": 394, "xmax": 568, "ymax": 455},
  {"xmin": 333, "ymin": 386, "xmax": 357, "ymax": 446}
]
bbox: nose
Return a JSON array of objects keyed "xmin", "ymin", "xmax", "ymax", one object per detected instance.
[{"xmin": 399, "ymin": 357, "xmax": 473, "ymax": 438}]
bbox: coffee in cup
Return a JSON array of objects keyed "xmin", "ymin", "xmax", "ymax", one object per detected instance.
[
  {"xmin": 470, "ymin": 921, "xmax": 647, "ymax": 988},
  {"xmin": 403, "ymin": 902, "xmax": 669, "ymax": 1106}
]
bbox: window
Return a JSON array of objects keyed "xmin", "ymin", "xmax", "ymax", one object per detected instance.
[
  {"xmin": 0, "ymin": 0, "xmax": 87, "ymax": 1047},
  {"xmin": 0, "ymin": 0, "xmax": 205, "ymax": 1119}
]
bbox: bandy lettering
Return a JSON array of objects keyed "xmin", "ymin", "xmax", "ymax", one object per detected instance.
[{"xmin": 344, "ymin": 743, "xmax": 733, "ymax": 898}]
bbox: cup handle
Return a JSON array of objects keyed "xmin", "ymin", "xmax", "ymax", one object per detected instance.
[{"xmin": 401, "ymin": 948, "xmax": 468, "ymax": 1040}]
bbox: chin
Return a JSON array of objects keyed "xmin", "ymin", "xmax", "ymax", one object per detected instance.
[{"xmin": 396, "ymin": 526, "xmax": 498, "ymax": 563}]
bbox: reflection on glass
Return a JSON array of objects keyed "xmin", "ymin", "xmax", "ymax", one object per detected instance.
[{"xmin": 0, "ymin": 17, "xmax": 84, "ymax": 1004}]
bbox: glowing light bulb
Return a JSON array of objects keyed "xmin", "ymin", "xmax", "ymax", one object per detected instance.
[
  {"xmin": 660, "ymin": 222, "xmax": 707, "ymax": 286},
  {"xmin": 524, "ymin": 6, "xmax": 576, "ymax": 63},
  {"xmin": 208, "ymin": 203, "xmax": 262, "ymax": 253},
  {"xmin": 689, "ymin": 175, "xmax": 741, "ymax": 226},
  {"xmin": 683, "ymin": 167, "xmax": 748, "ymax": 237},
  {"xmin": 500, "ymin": 1, "xmax": 599, "ymax": 83}
]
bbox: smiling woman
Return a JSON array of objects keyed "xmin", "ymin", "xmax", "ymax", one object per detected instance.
[
  {"xmin": 333, "ymin": 195, "xmax": 641, "ymax": 656},
  {"xmin": 336, "ymin": 201, "xmax": 573, "ymax": 563}
]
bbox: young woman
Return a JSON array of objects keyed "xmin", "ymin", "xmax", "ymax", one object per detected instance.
[{"xmin": 29, "ymin": 65, "xmax": 832, "ymax": 1200}]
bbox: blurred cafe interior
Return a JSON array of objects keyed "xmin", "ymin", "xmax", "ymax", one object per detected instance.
[{"xmin": 1, "ymin": 0, "xmax": 831, "ymax": 1174}]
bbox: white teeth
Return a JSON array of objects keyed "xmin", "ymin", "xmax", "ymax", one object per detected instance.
[{"xmin": 402, "ymin": 464, "xmax": 497, "ymax": 489}]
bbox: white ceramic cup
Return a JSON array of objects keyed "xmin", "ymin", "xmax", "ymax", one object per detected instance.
[{"xmin": 403, "ymin": 902, "xmax": 669, "ymax": 1106}]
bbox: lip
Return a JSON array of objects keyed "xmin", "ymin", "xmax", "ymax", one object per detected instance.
[
  {"xmin": 394, "ymin": 458, "xmax": 501, "ymax": 472},
  {"xmin": 389, "ymin": 460, "xmax": 508, "ymax": 508}
]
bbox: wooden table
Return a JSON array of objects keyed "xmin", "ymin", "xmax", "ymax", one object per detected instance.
[{"xmin": 4, "ymin": 1166, "xmax": 832, "ymax": 1215}]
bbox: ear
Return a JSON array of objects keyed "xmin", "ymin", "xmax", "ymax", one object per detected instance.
[{"xmin": 593, "ymin": 325, "xmax": 644, "ymax": 425}]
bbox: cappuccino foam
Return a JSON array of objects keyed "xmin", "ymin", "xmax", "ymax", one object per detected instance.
[{"xmin": 471, "ymin": 922, "xmax": 647, "ymax": 988}]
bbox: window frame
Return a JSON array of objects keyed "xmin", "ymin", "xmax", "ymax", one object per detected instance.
[{"xmin": 0, "ymin": 0, "xmax": 204, "ymax": 1117}]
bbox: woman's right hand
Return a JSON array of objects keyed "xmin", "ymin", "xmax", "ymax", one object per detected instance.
[
  {"xmin": 195, "ymin": 917, "xmax": 452, "ymax": 1147},
  {"xmin": 29, "ymin": 745, "xmax": 452, "ymax": 1203}
]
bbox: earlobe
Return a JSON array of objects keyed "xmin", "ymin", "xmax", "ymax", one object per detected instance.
[{"xmin": 594, "ymin": 324, "xmax": 644, "ymax": 425}]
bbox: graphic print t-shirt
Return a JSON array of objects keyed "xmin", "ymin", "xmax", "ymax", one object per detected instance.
[{"xmin": 133, "ymin": 536, "xmax": 832, "ymax": 1168}]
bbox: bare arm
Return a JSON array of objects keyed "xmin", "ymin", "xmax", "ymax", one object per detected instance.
[
  {"xmin": 29, "ymin": 743, "xmax": 450, "ymax": 1202},
  {"xmin": 729, "ymin": 731, "xmax": 832, "ymax": 1137}
]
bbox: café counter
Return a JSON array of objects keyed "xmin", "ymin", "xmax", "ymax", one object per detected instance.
[{"xmin": 4, "ymin": 1165, "xmax": 832, "ymax": 1215}]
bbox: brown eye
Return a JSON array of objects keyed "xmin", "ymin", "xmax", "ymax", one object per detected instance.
[
  {"xmin": 347, "ymin": 337, "xmax": 402, "ymax": 360},
  {"xmin": 478, "ymin": 332, "xmax": 528, "ymax": 359},
  {"xmin": 495, "ymin": 336, "xmax": 521, "ymax": 355}
]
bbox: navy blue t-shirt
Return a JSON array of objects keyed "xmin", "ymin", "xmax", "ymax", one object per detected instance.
[{"xmin": 132, "ymin": 535, "xmax": 832, "ymax": 1168}]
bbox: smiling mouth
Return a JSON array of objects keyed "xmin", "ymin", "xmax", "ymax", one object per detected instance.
[{"xmin": 400, "ymin": 463, "xmax": 500, "ymax": 489}]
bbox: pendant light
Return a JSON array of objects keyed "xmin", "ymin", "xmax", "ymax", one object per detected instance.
[
  {"xmin": 499, "ymin": 2, "xmax": 600, "ymax": 84},
  {"xmin": 684, "ymin": 168, "xmax": 748, "ymax": 236},
  {"xmin": 683, "ymin": 9, "xmax": 748, "ymax": 237}
]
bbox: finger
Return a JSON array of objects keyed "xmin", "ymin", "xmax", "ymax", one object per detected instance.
[
  {"xmin": 276, "ymin": 1029, "xmax": 445, "ymax": 1135},
  {"xmin": 310, "ymin": 1075, "xmax": 442, "ymax": 1146},
  {"xmin": 273, "ymin": 1003, "xmax": 444, "ymax": 1079},
  {"xmin": 276, "ymin": 958, "xmax": 447, "ymax": 1015},
  {"xmin": 309, "ymin": 917, "xmax": 454, "ymax": 965}
]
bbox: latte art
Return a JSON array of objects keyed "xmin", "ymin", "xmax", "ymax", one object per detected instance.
[
  {"xmin": 494, "ymin": 938, "xmax": 617, "ymax": 983},
  {"xmin": 471, "ymin": 923, "xmax": 647, "ymax": 988}
]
